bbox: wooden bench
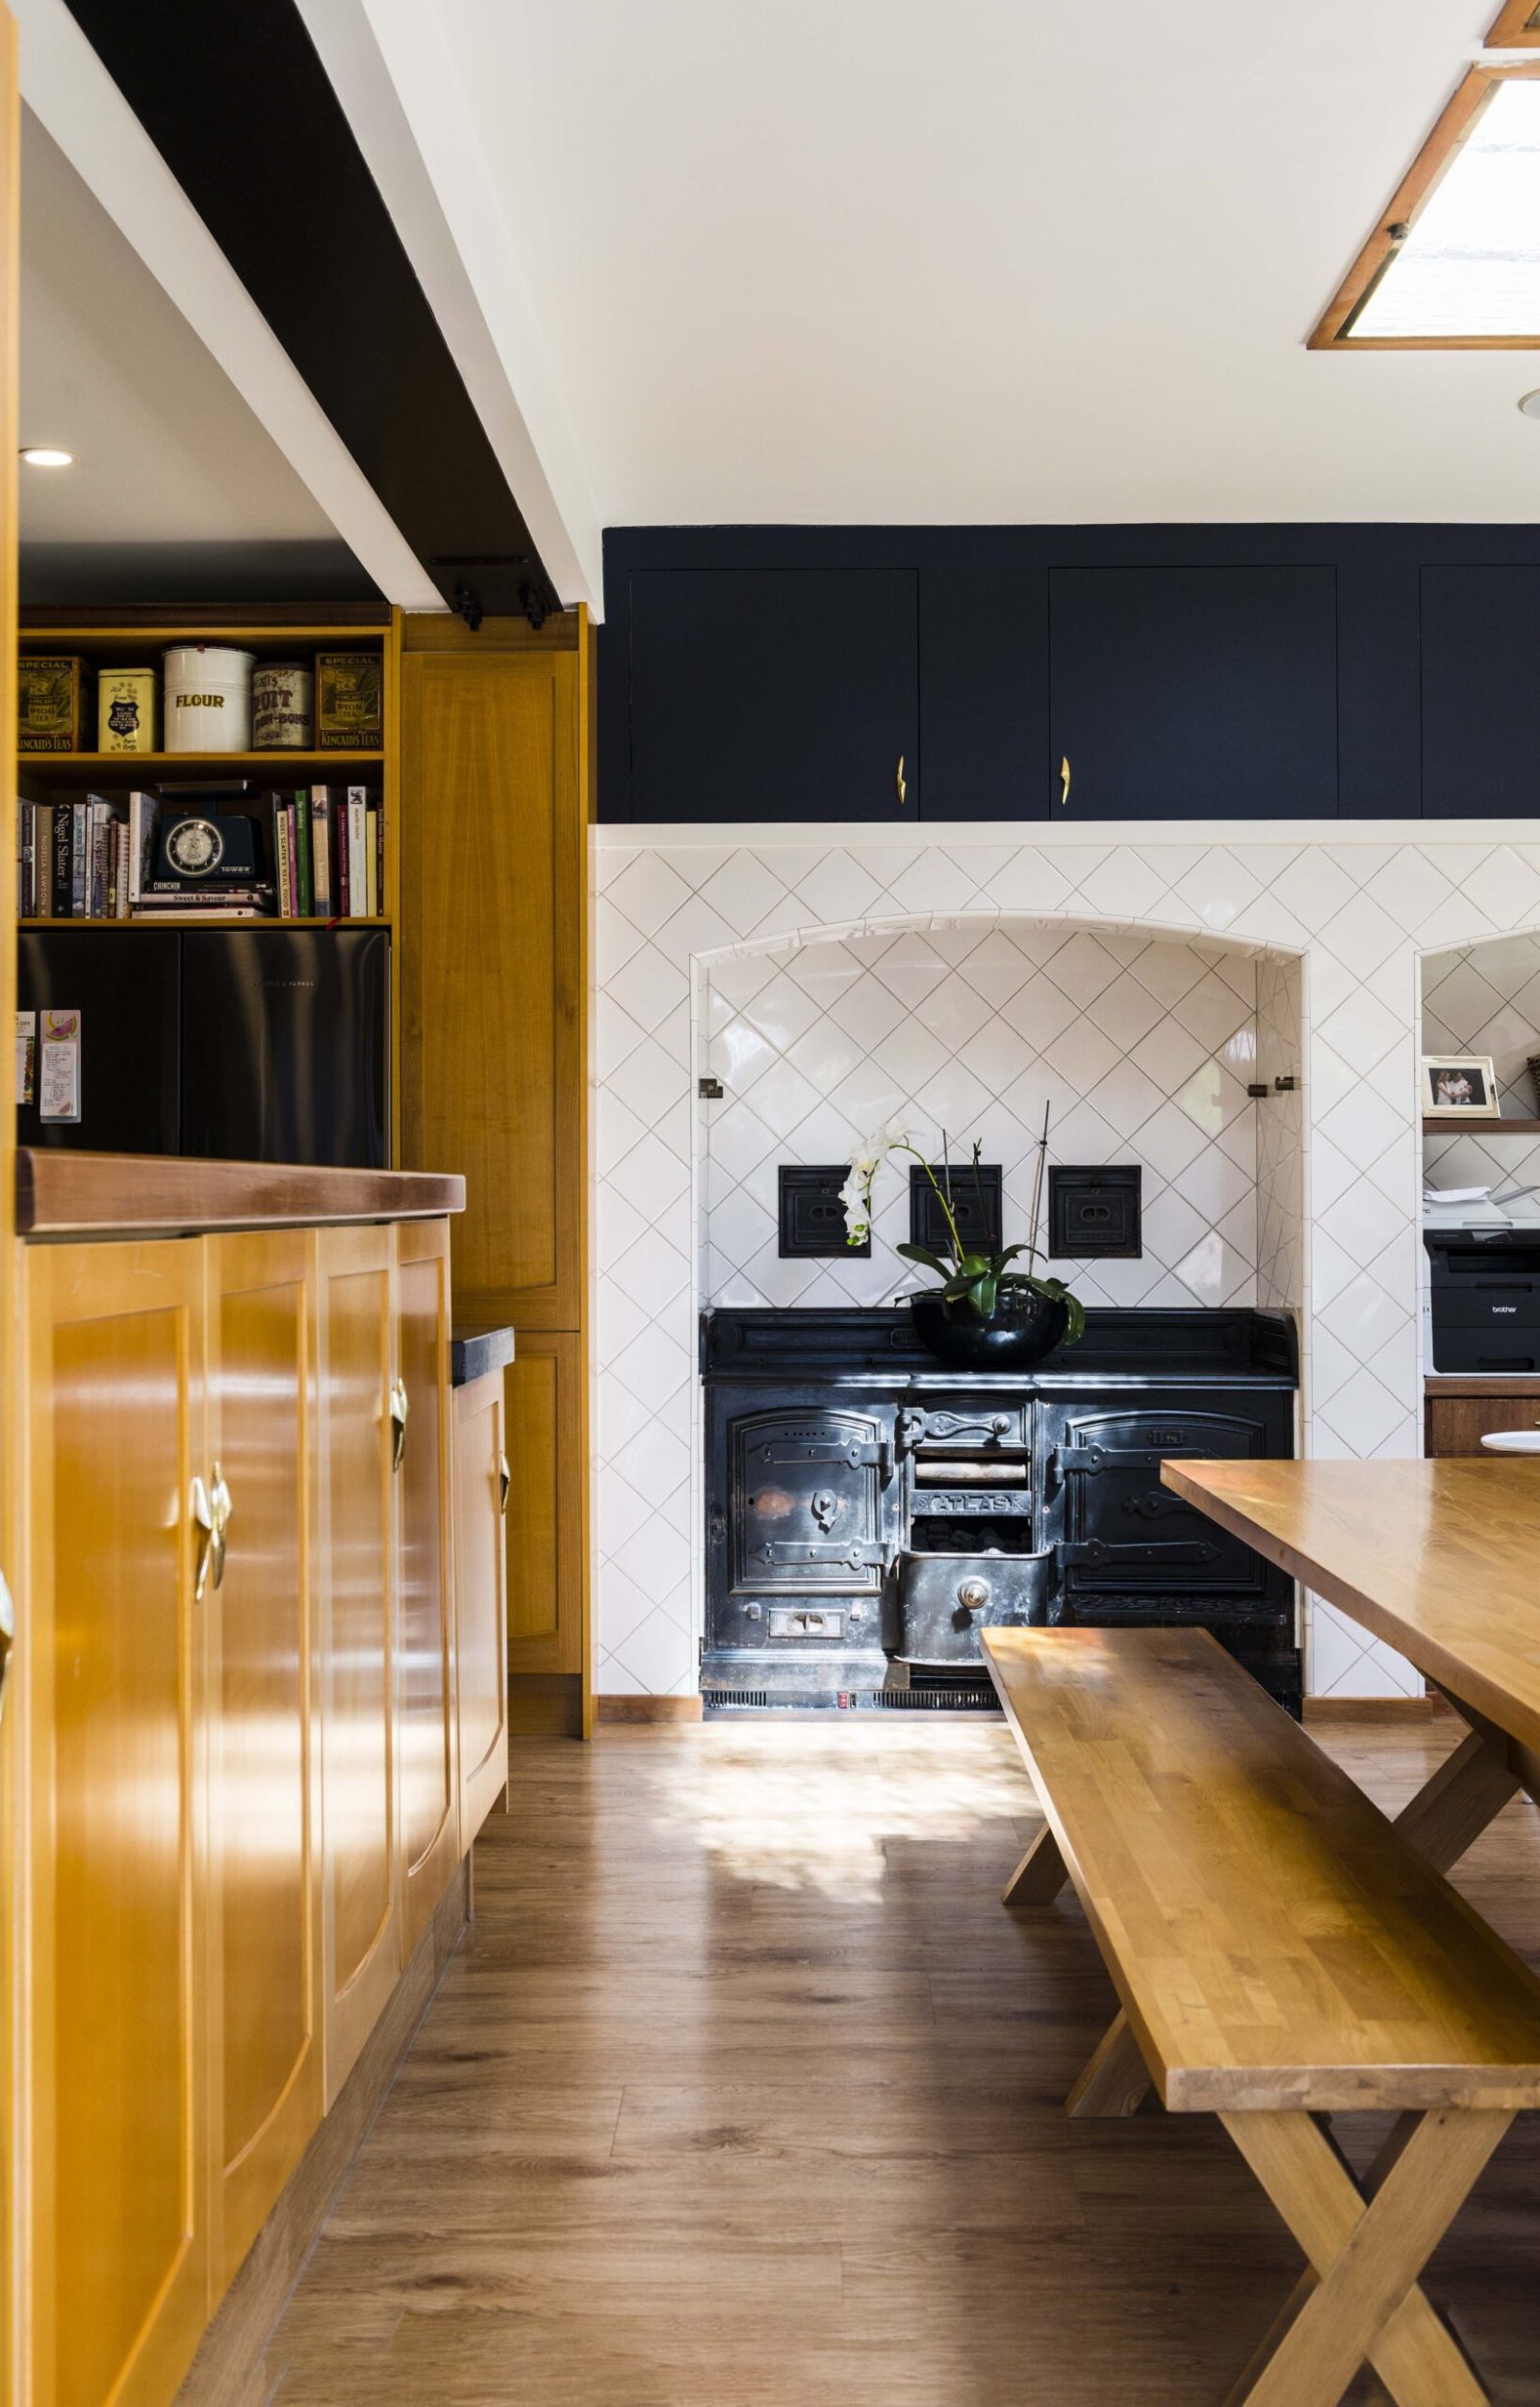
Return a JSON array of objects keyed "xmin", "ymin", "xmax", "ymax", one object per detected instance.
[{"xmin": 983, "ymin": 1624, "xmax": 1540, "ymax": 2407}]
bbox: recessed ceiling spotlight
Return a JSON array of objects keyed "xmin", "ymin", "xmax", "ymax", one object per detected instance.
[
  {"xmin": 1521, "ymin": 391, "xmax": 1540, "ymax": 421},
  {"xmin": 18, "ymin": 446, "xmax": 72, "ymax": 467}
]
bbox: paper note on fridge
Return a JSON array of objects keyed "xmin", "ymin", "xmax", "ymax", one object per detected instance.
[
  {"xmin": 38, "ymin": 1008, "xmax": 81, "ymax": 1123},
  {"xmin": 14, "ymin": 1012, "xmax": 35, "ymax": 1108}
]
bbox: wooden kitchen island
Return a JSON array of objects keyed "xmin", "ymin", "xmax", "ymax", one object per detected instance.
[{"xmin": 10, "ymin": 1152, "xmax": 511, "ymax": 2407}]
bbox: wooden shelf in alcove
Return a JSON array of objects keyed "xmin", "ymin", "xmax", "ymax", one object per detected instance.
[{"xmin": 1423, "ymin": 1118, "xmax": 1540, "ymax": 1134}]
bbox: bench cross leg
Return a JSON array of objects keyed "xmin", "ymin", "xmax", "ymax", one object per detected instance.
[
  {"xmin": 1393, "ymin": 1710, "xmax": 1522, "ymax": 1874},
  {"xmin": 1065, "ymin": 2008, "xmax": 1151, "ymax": 2119},
  {"xmin": 1219, "ymin": 2105, "xmax": 1510, "ymax": 2407},
  {"xmin": 1000, "ymin": 1818, "xmax": 1068, "ymax": 1906}
]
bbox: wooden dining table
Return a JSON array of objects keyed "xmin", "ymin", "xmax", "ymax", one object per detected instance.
[{"xmin": 1162, "ymin": 1456, "xmax": 1540, "ymax": 1872}]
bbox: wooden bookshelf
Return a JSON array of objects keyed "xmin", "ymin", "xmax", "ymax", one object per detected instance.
[
  {"xmin": 17, "ymin": 749, "xmax": 385, "ymax": 788},
  {"xmin": 1423, "ymin": 1118, "xmax": 1540, "ymax": 1134},
  {"xmin": 17, "ymin": 917, "xmax": 391, "ymax": 931},
  {"xmin": 16, "ymin": 609, "xmax": 403, "ymax": 1159}
]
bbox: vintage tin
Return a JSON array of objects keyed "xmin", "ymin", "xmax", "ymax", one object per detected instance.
[
  {"xmin": 316, "ymin": 650, "xmax": 384, "ymax": 749},
  {"xmin": 163, "ymin": 645, "xmax": 255, "ymax": 753},
  {"xmin": 18, "ymin": 655, "xmax": 91, "ymax": 753},
  {"xmin": 251, "ymin": 660, "xmax": 314, "ymax": 750},
  {"xmin": 96, "ymin": 665, "xmax": 158, "ymax": 753}
]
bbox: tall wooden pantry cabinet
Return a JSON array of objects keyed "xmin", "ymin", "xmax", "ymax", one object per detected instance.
[{"xmin": 399, "ymin": 612, "xmax": 593, "ymax": 1734}]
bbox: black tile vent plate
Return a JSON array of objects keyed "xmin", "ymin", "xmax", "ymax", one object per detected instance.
[
  {"xmin": 779, "ymin": 1165, "xmax": 867, "ymax": 1258},
  {"xmin": 1048, "ymin": 1164, "xmax": 1142, "ymax": 1259}
]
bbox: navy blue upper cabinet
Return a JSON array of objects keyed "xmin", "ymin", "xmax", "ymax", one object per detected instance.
[
  {"xmin": 1421, "ymin": 566, "xmax": 1540, "ymax": 816},
  {"xmin": 1048, "ymin": 566, "xmax": 1339, "ymax": 820},
  {"xmin": 628, "ymin": 568, "xmax": 918, "ymax": 822}
]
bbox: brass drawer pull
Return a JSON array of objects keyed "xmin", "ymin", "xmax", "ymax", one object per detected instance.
[
  {"xmin": 499, "ymin": 1452, "xmax": 511, "ymax": 1516},
  {"xmin": 209, "ymin": 1462, "xmax": 233, "ymax": 1592},
  {"xmin": 895, "ymin": 753, "xmax": 907, "ymax": 807},
  {"xmin": 0, "ymin": 1571, "xmax": 13, "ymax": 1724},
  {"xmin": 1060, "ymin": 754, "xmax": 1071, "ymax": 809},
  {"xmin": 191, "ymin": 1475, "xmax": 215, "ymax": 1601},
  {"xmin": 390, "ymin": 1378, "xmax": 409, "ymax": 1472}
]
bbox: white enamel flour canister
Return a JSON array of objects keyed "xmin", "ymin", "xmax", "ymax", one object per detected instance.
[{"xmin": 163, "ymin": 645, "xmax": 255, "ymax": 752}]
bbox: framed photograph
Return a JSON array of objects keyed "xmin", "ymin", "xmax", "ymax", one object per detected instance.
[{"xmin": 1422, "ymin": 1054, "xmax": 1501, "ymax": 1119}]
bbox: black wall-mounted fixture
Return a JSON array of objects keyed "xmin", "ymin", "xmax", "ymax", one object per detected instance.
[
  {"xmin": 63, "ymin": 0, "xmax": 562, "ymax": 625},
  {"xmin": 1048, "ymin": 1166, "xmax": 1142, "ymax": 1259},
  {"xmin": 780, "ymin": 1166, "xmax": 865, "ymax": 1258},
  {"xmin": 911, "ymin": 1164, "xmax": 1001, "ymax": 1256}
]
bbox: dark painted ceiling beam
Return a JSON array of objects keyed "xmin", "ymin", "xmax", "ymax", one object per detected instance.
[{"xmin": 63, "ymin": 0, "xmax": 560, "ymax": 626}]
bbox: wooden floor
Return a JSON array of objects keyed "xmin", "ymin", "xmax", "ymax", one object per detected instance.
[{"xmin": 262, "ymin": 1715, "xmax": 1540, "ymax": 2406}]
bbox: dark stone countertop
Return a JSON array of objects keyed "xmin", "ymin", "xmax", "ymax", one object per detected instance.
[{"xmin": 450, "ymin": 1325, "xmax": 515, "ymax": 1387}]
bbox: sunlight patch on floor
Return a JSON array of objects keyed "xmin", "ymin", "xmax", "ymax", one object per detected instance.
[{"xmin": 634, "ymin": 1721, "xmax": 1034, "ymax": 1902}]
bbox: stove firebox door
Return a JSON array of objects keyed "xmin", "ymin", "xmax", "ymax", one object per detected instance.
[
  {"xmin": 729, "ymin": 1406, "xmax": 898, "ymax": 1593},
  {"xmin": 1047, "ymin": 1401, "xmax": 1284, "ymax": 1609}
]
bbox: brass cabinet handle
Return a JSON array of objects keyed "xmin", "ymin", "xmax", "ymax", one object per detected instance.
[
  {"xmin": 209, "ymin": 1461, "xmax": 233, "ymax": 1592},
  {"xmin": 191, "ymin": 1475, "xmax": 216, "ymax": 1601},
  {"xmin": 1060, "ymin": 754, "xmax": 1071, "ymax": 809},
  {"xmin": 390, "ymin": 1378, "xmax": 409, "ymax": 1472},
  {"xmin": 498, "ymin": 1452, "xmax": 511, "ymax": 1516},
  {"xmin": 895, "ymin": 754, "xmax": 907, "ymax": 807},
  {"xmin": 0, "ymin": 1570, "xmax": 13, "ymax": 1725}
]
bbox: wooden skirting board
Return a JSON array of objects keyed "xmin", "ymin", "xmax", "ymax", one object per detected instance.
[
  {"xmin": 174, "ymin": 1861, "xmax": 470, "ymax": 2407},
  {"xmin": 1303, "ymin": 1694, "xmax": 1442, "ymax": 1722},
  {"xmin": 597, "ymin": 1695, "xmax": 706, "ymax": 1724}
]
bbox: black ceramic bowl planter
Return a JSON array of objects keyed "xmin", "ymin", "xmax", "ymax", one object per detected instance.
[{"xmin": 910, "ymin": 1285, "xmax": 1069, "ymax": 1370}]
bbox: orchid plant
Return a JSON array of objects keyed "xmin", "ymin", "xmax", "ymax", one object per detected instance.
[{"xmin": 841, "ymin": 1111, "xmax": 1085, "ymax": 1345}]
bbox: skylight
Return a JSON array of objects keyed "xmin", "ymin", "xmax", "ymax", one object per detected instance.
[
  {"xmin": 1312, "ymin": 65, "xmax": 1540, "ymax": 349},
  {"xmin": 1348, "ymin": 76, "xmax": 1540, "ymax": 339}
]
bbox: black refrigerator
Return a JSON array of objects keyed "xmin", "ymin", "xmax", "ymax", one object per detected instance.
[{"xmin": 17, "ymin": 927, "xmax": 390, "ymax": 1168}]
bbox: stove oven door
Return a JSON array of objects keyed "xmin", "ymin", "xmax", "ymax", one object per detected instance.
[
  {"xmin": 1044, "ymin": 1396, "xmax": 1287, "ymax": 1617},
  {"xmin": 728, "ymin": 1405, "xmax": 899, "ymax": 1595}
]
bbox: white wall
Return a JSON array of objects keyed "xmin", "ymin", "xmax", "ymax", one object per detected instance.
[{"xmin": 593, "ymin": 820, "xmax": 1540, "ymax": 1705}]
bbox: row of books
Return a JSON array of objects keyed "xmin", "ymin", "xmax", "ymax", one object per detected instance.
[
  {"xmin": 17, "ymin": 798, "xmax": 141, "ymax": 919},
  {"xmin": 15, "ymin": 786, "xmax": 385, "ymax": 920},
  {"xmin": 271, "ymin": 787, "xmax": 381, "ymax": 920}
]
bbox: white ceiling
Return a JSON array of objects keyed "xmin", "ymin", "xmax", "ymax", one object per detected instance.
[
  {"xmin": 18, "ymin": 107, "xmax": 335, "ymax": 544},
  {"xmin": 381, "ymin": 0, "xmax": 1540, "ymax": 528}
]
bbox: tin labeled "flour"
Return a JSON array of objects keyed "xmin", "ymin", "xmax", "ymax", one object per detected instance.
[{"xmin": 163, "ymin": 645, "xmax": 255, "ymax": 752}]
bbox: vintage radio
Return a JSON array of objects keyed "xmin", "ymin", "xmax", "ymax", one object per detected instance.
[{"xmin": 18, "ymin": 655, "xmax": 91, "ymax": 752}]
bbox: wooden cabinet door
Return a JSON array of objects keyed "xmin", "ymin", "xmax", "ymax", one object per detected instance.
[
  {"xmin": 400, "ymin": 641, "xmax": 583, "ymax": 1329},
  {"xmin": 504, "ymin": 1331, "xmax": 588, "ymax": 1683},
  {"xmin": 395, "ymin": 1219, "xmax": 457, "ymax": 1956},
  {"xmin": 627, "ymin": 567, "xmax": 919, "ymax": 822},
  {"xmin": 316, "ymin": 1226, "xmax": 398, "ymax": 2106},
  {"xmin": 1048, "ymin": 564, "xmax": 1339, "ymax": 819},
  {"xmin": 454, "ymin": 1368, "xmax": 508, "ymax": 1843},
  {"xmin": 1421, "ymin": 565, "xmax": 1540, "ymax": 815},
  {"xmin": 206, "ymin": 1230, "xmax": 322, "ymax": 2293},
  {"xmin": 22, "ymin": 1239, "xmax": 211, "ymax": 2407}
]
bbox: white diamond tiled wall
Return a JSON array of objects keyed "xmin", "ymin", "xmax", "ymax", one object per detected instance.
[
  {"xmin": 593, "ymin": 821, "xmax": 1540, "ymax": 1705},
  {"xmin": 704, "ymin": 921, "xmax": 1259, "ymax": 1314}
]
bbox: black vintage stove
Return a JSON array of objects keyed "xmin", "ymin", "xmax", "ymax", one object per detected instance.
[{"xmin": 702, "ymin": 1307, "xmax": 1299, "ymax": 1715}]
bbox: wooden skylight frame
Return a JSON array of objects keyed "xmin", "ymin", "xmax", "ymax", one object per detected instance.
[
  {"xmin": 1487, "ymin": 2, "xmax": 1540, "ymax": 45},
  {"xmin": 1311, "ymin": 60, "xmax": 1540, "ymax": 348}
]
